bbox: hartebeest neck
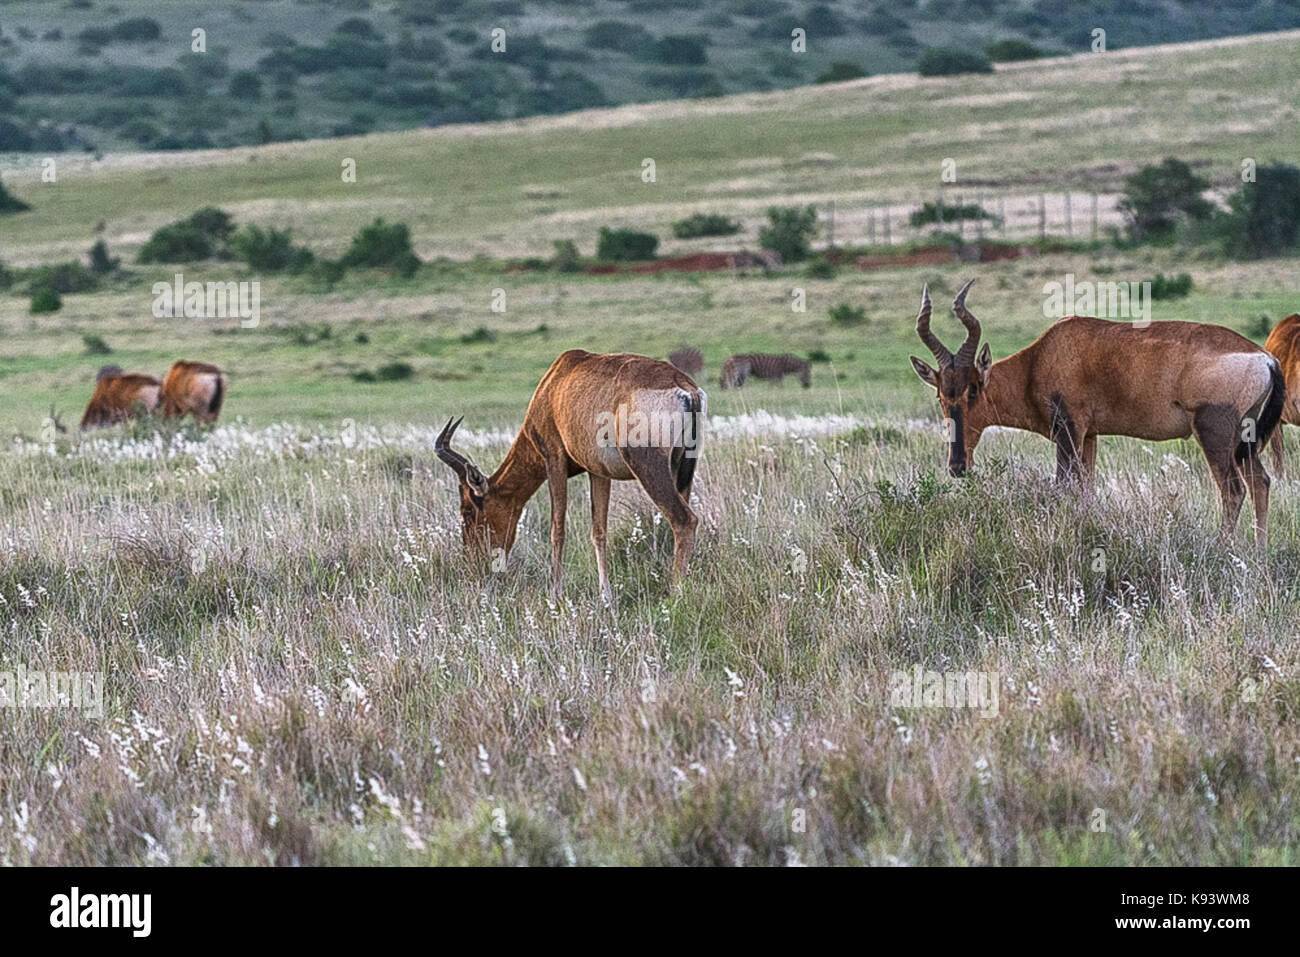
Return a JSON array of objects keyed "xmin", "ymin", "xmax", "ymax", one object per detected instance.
[
  {"xmin": 489, "ymin": 430, "xmax": 548, "ymax": 505},
  {"xmin": 969, "ymin": 348, "xmax": 1041, "ymax": 437}
]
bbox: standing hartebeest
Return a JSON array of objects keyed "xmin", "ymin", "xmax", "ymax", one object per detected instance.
[
  {"xmin": 909, "ymin": 280, "xmax": 1285, "ymax": 542},
  {"xmin": 435, "ymin": 349, "xmax": 706, "ymax": 604},
  {"xmin": 161, "ymin": 361, "xmax": 226, "ymax": 424},
  {"xmin": 79, "ymin": 366, "xmax": 163, "ymax": 430},
  {"xmin": 1263, "ymin": 314, "xmax": 1300, "ymax": 477}
]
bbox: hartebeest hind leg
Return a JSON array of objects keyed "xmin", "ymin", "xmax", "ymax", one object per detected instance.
[
  {"xmin": 1240, "ymin": 453, "xmax": 1271, "ymax": 545},
  {"xmin": 1192, "ymin": 408, "xmax": 1248, "ymax": 541},
  {"xmin": 620, "ymin": 447, "xmax": 697, "ymax": 584},
  {"xmin": 588, "ymin": 473, "xmax": 614, "ymax": 606}
]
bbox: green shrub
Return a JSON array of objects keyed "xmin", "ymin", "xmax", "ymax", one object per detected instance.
[
  {"xmin": 597, "ymin": 227, "xmax": 658, "ymax": 261},
  {"xmin": 1119, "ymin": 158, "xmax": 1212, "ymax": 241},
  {"xmin": 30, "ymin": 285, "xmax": 61, "ymax": 314},
  {"xmin": 759, "ymin": 205, "xmax": 818, "ymax": 262},
  {"xmin": 230, "ymin": 225, "xmax": 315, "ymax": 273},
  {"xmin": 807, "ymin": 348, "xmax": 831, "ymax": 363},
  {"xmin": 917, "ymin": 48, "xmax": 994, "ymax": 76},
  {"xmin": 986, "ymin": 38, "xmax": 1044, "ymax": 62},
  {"xmin": 460, "ymin": 326, "xmax": 497, "ymax": 344},
  {"xmin": 0, "ymin": 181, "xmax": 30, "ymax": 214},
  {"xmin": 1214, "ymin": 164, "xmax": 1300, "ymax": 258},
  {"xmin": 828, "ymin": 302, "xmax": 867, "ymax": 325},
  {"xmin": 31, "ymin": 261, "xmax": 99, "ymax": 294},
  {"xmin": 109, "ymin": 18, "xmax": 162, "ymax": 43},
  {"xmin": 229, "ymin": 71, "xmax": 263, "ymax": 100},
  {"xmin": 1147, "ymin": 272, "xmax": 1194, "ymax": 300},
  {"xmin": 672, "ymin": 212, "xmax": 741, "ymax": 239},
  {"xmin": 909, "ymin": 201, "xmax": 997, "ymax": 227},
  {"xmin": 652, "ymin": 36, "xmax": 708, "ymax": 65},
  {"xmin": 551, "ymin": 239, "xmax": 581, "ymax": 272},
  {"xmin": 815, "ymin": 62, "xmax": 868, "ymax": 83},
  {"xmin": 583, "ymin": 20, "xmax": 653, "ymax": 53},
  {"xmin": 88, "ymin": 239, "xmax": 119, "ymax": 274},
  {"xmin": 137, "ymin": 223, "xmax": 215, "ymax": 263},
  {"xmin": 340, "ymin": 219, "xmax": 420, "ymax": 276},
  {"xmin": 82, "ymin": 333, "xmax": 112, "ymax": 355},
  {"xmin": 804, "ymin": 256, "xmax": 837, "ymax": 278}
]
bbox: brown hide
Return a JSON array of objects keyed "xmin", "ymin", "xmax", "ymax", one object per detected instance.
[
  {"xmin": 80, "ymin": 372, "xmax": 162, "ymax": 430},
  {"xmin": 161, "ymin": 361, "xmax": 226, "ymax": 424}
]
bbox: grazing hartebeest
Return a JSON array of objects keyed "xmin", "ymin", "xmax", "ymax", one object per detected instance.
[
  {"xmin": 719, "ymin": 353, "xmax": 811, "ymax": 389},
  {"xmin": 668, "ymin": 347, "xmax": 704, "ymax": 377},
  {"xmin": 909, "ymin": 280, "xmax": 1285, "ymax": 542},
  {"xmin": 79, "ymin": 366, "xmax": 162, "ymax": 430},
  {"xmin": 1263, "ymin": 314, "xmax": 1300, "ymax": 477},
  {"xmin": 436, "ymin": 349, "xmax": 706, "ymax": 604},
  {"xmin": 161, "ymin": 361, "xmax": 226, "ymax": 424}
]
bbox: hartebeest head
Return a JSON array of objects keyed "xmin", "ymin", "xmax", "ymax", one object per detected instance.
[
  {"xmin": 435, "ymin": 417, "xmax": 519, "ymax": 555},
  {"xmin": 909, "ymin": 279, "xmax": 993, "ymax": 476}
]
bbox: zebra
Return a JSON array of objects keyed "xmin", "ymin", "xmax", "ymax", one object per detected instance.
[
  {"xmin": 668, "ymin": 347, "xmax": 704, "ymax": 377},
  {"xmin": 719, "ymin": 354, "xmax": 811, "ymax": 389}
]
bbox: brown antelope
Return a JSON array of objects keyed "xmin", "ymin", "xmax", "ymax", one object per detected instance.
[
  {"xmin": 161, "ymin": 361, "xmax": 226, "ymax": 424},
  {"xmin": 1263, "ymin": 314, "xmax": 1300, "ymax": 477},
  {"xmin": 435, "ymin": 349, "xmax": 706, "ymax": 604},
  {"xmin": 909, "ymin": 280, "xmax": 1285, "ymax": 542},
  {"xmin": 668, "ymin": 346, "xmax": 704, "ymax": 377},
  {"xmin": 719, "ymin": 353, "xmax": 811, "ymax": 389},
  {"xmin": 79, "ymin": 366, "xmax": 162, "ymax": 430}
]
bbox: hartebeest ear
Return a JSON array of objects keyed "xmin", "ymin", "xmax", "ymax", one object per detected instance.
[
  {"xmin": 909, "ymin": 355, "xmax": 939, "ymax": 388},
  {"xmin": 976, "ymin": 343, "xmax": 992, "ymax": 387}
]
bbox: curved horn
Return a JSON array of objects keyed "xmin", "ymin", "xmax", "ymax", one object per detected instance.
[
  {"xmin": 952, "ymin": 278, "xmax": 981, "ymax": 366},
  {"xmin": 915, "ymin": 284, "xmax": 953, "ymax": 370},
  {"xmin": 435, "ymin": 417, "xmax": 488, "ymax": 493}
]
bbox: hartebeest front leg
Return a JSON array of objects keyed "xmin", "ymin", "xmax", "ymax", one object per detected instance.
[
  {"xmin": 546, "ymin": 458, "xmax": 569, "ymax": 602},
  {"xmin": 588, "ymin": 473, "xmax": 614, "ymax": 607},
  {"xmin": 1270, "ymin": 427, "xmax": 1286, "ymax": 480}
]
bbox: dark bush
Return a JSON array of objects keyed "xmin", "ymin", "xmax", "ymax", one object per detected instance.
[
  {"xmin": 672, "ymin": 212, "xmax": 741, "ymax": 238},
  {"xmin": 82, "ymin": 332, "xmax": 112, "ymax": 355},
  {"xmin": 138, "ymin": 224, "xmax": 214, "ymax": 263},
  {"xmin": 89, "ymin": 239, "xmax": 119, "ymax": 274},
  {"xmin": 109, "ymin": 18, "xmax": 163, "ymax": 43},
  {"xmin": 828, "ymin": 302, "xmax": 867, "ymax": 325},
  {"xmin": 1215, "ymin": 164, "xmax": 1300, "ymax": 258},
  {"xmin": 597, "ymin": 227, "xmax": 658, "ymax": 261},
  {"xmin": 229, "ymin": 71, "xmax": 263, "ymax": 100},
  {"xmin": 1119, "ymin": 158, "xmax": 1212, "ymax": 241},
  {"xmin": 583, "ymin": 20, "xmax": 653, "ymax": 53},
  {"xmin": 986, "ymin": 38, "xmax": 1044, "ymax": 62},
  {"xmin": 909, "ymin": 201, "xmax": 997, "ymax": 227},
  {"xmin": 230, "ymin": 225, "xmax": 315, "ymax": 273},
  {"xmin": 340, "ymin": 219, "xmax": 420, "ymax": 276},
  {"xmin": 30, "ymin": 285, "xmax": 62, "ymax": 314},
  {"xmin": 1147, "ymin": 272, "xmax": 1194, "ymax": 299},
  {"xmin": 759, "ymin": 205, "xmax": 818, "ymax": 262},
  {"xmin": 552, "ymin": 239, "xmax": 581, "ymax": 272},
  {"xmin": 0, "ymin": 180, "xmax": 31, "ymax": 213},
  {"xmin": 917, "ymin": 48, "xmax": 994, "ymax": 76},
  {"xmin": 31, "ymin": 261, "xmax": 99, "ymax": 294},
  {"xmin": 816, "ymin": 62, "xmax": 868, "ymax": 83},
  {"xmin": 652, "ymin": 36, "xmax": 708, "ymax": 65}
]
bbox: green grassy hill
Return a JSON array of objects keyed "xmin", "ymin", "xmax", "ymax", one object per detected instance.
[
  {"xmin": 1, "ymin": 30, "xmax": 1298, "ymax": 436},
  {"xmin": 3, "ymin": 0, "xmax": 1300, "ymax": 153}
]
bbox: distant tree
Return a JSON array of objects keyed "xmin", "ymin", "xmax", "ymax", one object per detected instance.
[
  {"xmin": 653, "ymin": 36, "xmax": 708, "ymax": 65},
  {"xmin": 1215, "ymin": 163, "xmax": 1300, "ymax": 257},
  {"xmin": 917, "ymin": 47, "xmax": 994, "ymax": 76},
  {"xmin": 0, "ymin": 180, "xmax": 31, "ymax": 213},
  {"xmin": 88, "ymin": 239, "xmax": 119, "ymax": 274},
  {"xmin": 229, "ymin": 71, "xmax": 263, "ymax": 100},
  {"xmin": 1119, "ymin": 158, "xmax": 1213, "ymax": 240},
  {"xmin": 759, "ymin": 205, "xmax": 818, "ymax": 262},
  {"xmin": 815, "ymin": 62, "xmax": 868, "ymax": 83},
  {"xmin": 986, "ymin": 38, "xmax": 1044, "ymax": 62}
]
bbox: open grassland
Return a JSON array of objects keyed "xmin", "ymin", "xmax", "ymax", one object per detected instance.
[
  {"xmin": 4, "ymin": 415, "xmax": 1300, "ymax": 864},
  {"xmin": 3, "ymin": 30, "xmax": 1300, "ymax": 865}
]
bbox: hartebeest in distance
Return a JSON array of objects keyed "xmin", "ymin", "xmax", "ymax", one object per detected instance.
[
  {"xmin": 436, "ymin": 349, "xmax": 706, "ymax": 604},
  {"xmin": 909, "ymin": 280, "xmax": 1285, "ymax": 542},
  {"xmin": 80, "ymin": 366, "xmax": 163, "ymax": 430},
  {"xmin": 161, "ymin": 360, "xmax": 226, "ymax": 424},
  {"xmin": 1262, "ymin": 313, "xmax": 1300, "ymax": 478},
  {"xmin": 719, "ymin": 353, "xmax": 811, "ymax": 389}
]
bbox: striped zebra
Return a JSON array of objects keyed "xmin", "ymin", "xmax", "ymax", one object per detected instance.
[
  {"xmin": 668, "ymin": 347, "xmax": 704, "ymax": 377},
  {"xmin": 719, "ymin": 353, "xmax": 811, "ymax": 389}
]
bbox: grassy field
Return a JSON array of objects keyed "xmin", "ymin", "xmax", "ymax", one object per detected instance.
[{"xmin": 2, "ymin": 30, "xmax": 1300, "ymax": 865}]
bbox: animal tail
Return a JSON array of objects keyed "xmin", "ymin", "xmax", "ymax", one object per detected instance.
[
  {"xmin": 1237, "ymin": 358, "xmax": 1285, "ymax": 463},
  {"xmin": 676, "ymin": 390, "xmax": 704, "ymax": 495},
  {"xmin": 207, "ymin": 375, "xmax": 226, "ymax": 419}
]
